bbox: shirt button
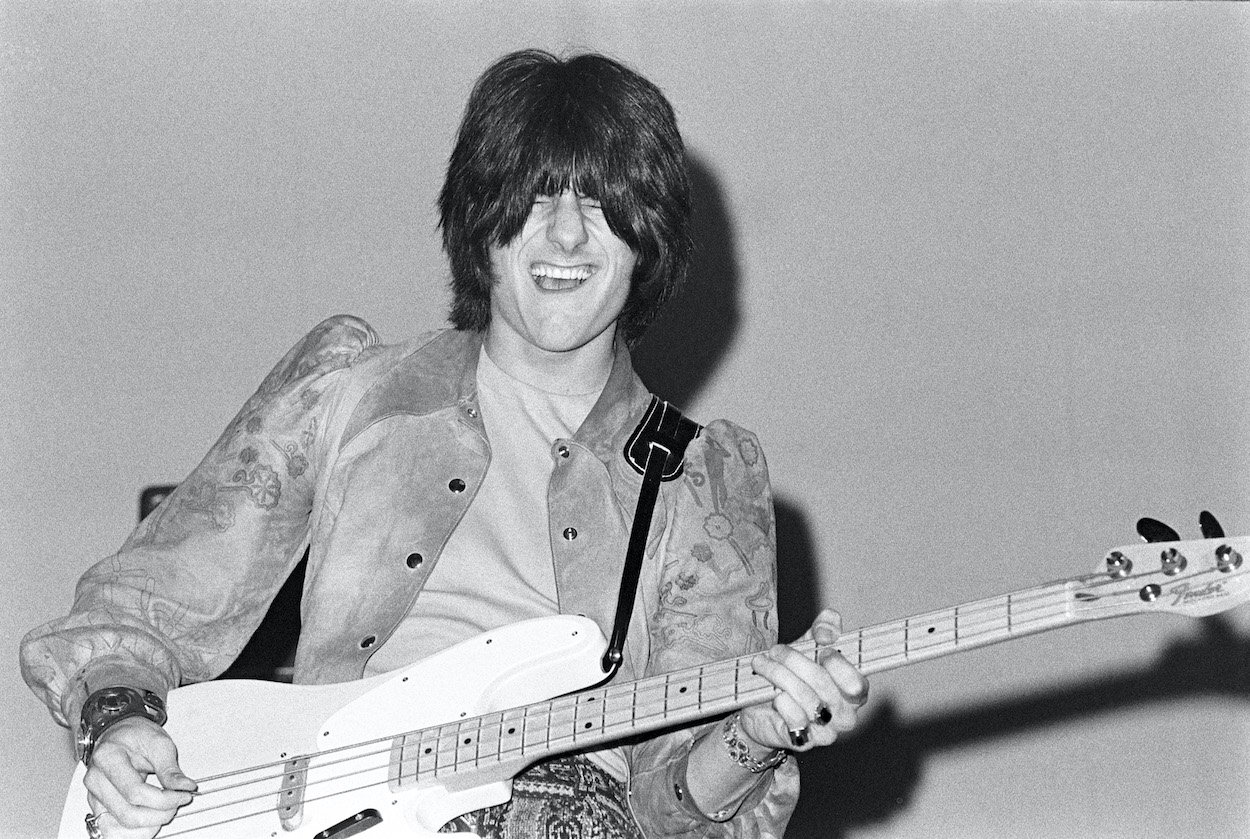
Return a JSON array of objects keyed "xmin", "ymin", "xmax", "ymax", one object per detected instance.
[
  {"xmin": 556, "ymin": 445, "xmax": 570, "ymax": 459},
  {"xmin": 563, "ymin": 527, "xmax": 578, "ymax": 541},
  {"xmin": 359, "ymin": 635, "xmax": 377, "ymax": 649},
  {"xmin": 448, "ymin": 478, "xmax": 466, "ymax": 493},
  {"xmin": 465, "ymin": 406, "xmax": 479, "ymax": 418},
  {"xmin": 406, "ymin": 552, "xmax": 423, "ymax": 569}
]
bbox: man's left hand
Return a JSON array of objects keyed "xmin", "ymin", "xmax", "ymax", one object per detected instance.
[{"xmin": 739, "ymin": 608, "xmax": 868, "ymax": 753}]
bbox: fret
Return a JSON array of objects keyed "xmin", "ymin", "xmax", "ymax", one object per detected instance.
[
  {"xmin": 546, "ymin": 696, "xmax": 578, "ymax": 750},
  {"xmin": 665, "ymin": 670, "xmax": 702, "ymax": 716},
  {"xmin": 521, "ymin": 701, "xmax": 549, "ymax": 756},
  {"xmin": 601, "ymin": 680, "xmax": 636, "ymax": 739},
  {"xmin": 572, "ymin": 690, "xmax": 606, "ymax": 742},
  {"xmin": 863, "ymin": 618, "xmax": 909, "ymax": 670},
  {"xmin": 395, "ymin": 730, "xmax": 421, "ymax": 786},
  {"xmin": 474, "ymin": 716, "xmax": 485, "ymax": 767},
  {"xmin": 897, "ymin": 610, "xmax": 958, "ymax": 663},
  {"xmin": 1007, "ymin": 592, "xmax": 1014, "ymax": 633},
  {"xmin": 417, "ymin": 724, "xmax": 436, "ymax": 781},
  {"xmin": 834, "ymin": 629, "xmax": 864, "ymax": 668},
  {"xmin": 452, "ymin": 716, "xmax": 483, "ymax": 770},
  {"xmin": 498, "ymin": 706, "xmax": 525, "ymax": 762},
  {"xmin": 700, "ymin": 658, "xmax": 739, "ymax": 709},
  {"xmin": 434, "ymin": 721, "xmax": 458, "ymax": 776}
]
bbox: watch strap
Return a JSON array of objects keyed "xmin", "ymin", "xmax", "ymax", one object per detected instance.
[{"xmin": 76, "ymin": 686, "xmax": 167, "ymax": 766}]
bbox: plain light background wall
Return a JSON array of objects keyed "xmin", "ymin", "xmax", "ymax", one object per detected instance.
[{"xmin": 3, "ymin": 2, "xmax": 1248, "ymax": 837}]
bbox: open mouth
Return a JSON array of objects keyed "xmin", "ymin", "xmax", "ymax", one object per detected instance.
[{"xmin": 531, "ymin": 262, "xmax": 594, "ymax": 291}]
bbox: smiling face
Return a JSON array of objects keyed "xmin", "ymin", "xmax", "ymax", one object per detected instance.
[{"xmin": 486, "ymin": 189, "xmax": 638, "ymax": 363}]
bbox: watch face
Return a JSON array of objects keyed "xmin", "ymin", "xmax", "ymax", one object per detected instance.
[
  {"xmin": 77, "ymin": 687, "xmax": 167, "ymax": 765},
  {"xmin": 99, "ymin": 689, "xmax": 131, "ymax": 713}
]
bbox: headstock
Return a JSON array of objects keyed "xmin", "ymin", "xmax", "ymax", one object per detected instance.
[{"xmin": 1073, "ymin": 534, "xmax": 1250, "ymax": 619}]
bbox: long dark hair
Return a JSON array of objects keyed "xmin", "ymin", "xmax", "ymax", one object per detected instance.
[{"xmin": 439, "ymin": 50, "xmax": 692, "ymax": 346}]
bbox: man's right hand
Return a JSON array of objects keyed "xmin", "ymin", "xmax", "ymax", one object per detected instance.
[{"xmin": 83, "ymin": 717, "xmax": 196, "ymax": 839}]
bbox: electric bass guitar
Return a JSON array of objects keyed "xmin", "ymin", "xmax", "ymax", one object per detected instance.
[{"xmin": 58, "ymin": 533, "xmax": 1249, "ymax": 838}]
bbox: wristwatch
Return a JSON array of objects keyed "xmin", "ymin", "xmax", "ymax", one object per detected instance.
[{"xmin": 76, "ymin": 687, "xmax": 167, "ymax": 766}]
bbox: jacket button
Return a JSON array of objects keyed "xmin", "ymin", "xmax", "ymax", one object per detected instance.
[
  {"xmin": 406, "ymin": 552, "xmax": 423, "ymax": 569},
  {"xmin": 449, "ymin": 478, "xmax": 466, "ymax": 493},
  {"xmin": 563, "ymin": 527, "xmax": 578, "ymax": 541},
  {"xmin": 359, "ymin": 635, "xmax": 377, "ymax": 649}
]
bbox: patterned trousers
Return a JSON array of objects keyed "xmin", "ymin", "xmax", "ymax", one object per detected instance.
[{"xmin": 439, "ymin": 755, "xmax": 644, "ymax": 839}]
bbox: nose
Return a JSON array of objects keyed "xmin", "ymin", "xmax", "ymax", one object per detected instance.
[{"xmin": 546, "ymin": 191, "xmax": 590, "ymax": 253}]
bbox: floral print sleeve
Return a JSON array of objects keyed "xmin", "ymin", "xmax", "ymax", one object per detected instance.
[
  {"xmin": 626, "ymin": 419, "xmax": 800, "ymax": 839},
  {"xmin": 19, "ymin": 315, "xmax": 378, "ymax": 727}
]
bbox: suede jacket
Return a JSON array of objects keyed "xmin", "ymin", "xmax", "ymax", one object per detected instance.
[{"xmin": 21, "ymin": 316, "xmax": 799, "ymax": 838}]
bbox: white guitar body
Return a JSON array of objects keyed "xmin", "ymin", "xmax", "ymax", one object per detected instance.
[{"xmin": 57, "ymin": 615, "xmax": 611, "ymax": 839}]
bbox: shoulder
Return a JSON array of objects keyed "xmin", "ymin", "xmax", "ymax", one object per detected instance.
[
  {"xmin": 662, "ymin": 415, "xmax": 773, "ymax": 545},
  {"xmin": 255, "ymin": 314, "xmax": 382, "ymax": 394},
  {"xmin": 260, "ymin": 317, "xmax": 465, "ymax": 393},
  {"xmin": 682, "ymin": 417, "xmax": 770, "ymax": 488}
]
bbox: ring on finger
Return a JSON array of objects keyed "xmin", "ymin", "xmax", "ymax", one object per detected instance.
[
  {"xmin": 814, "ymin": 703, "xmax": 832, "ymax": 725},
  {"xmin": 788, "ymin": 725, "xmax": 810, "ymax": 747},
  {"xmin": 84, "ymin": 813, "xmax": 103, "ymax": 839}
]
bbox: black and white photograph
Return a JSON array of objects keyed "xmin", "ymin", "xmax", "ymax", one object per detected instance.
[{"xmin": 2, "ymin": 3, "xmax": 1247, "ymax": 838}]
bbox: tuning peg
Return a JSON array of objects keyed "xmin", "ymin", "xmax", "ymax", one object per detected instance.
[
  {"xmin": 1137, "ymin": 517, "xmax": 1180, "ymax": 543},
  {"xmin": 1199, "ymin": 511, "xmax": 1225, "ymax": 539}
]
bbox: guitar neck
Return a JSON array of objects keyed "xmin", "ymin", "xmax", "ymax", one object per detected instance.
[
  {"xmin": 832, "ymin": 574, "xmax": 1090, "ymax": 677},
  {"xmin": 401, "ymin": 574, "xmax": 1093, "ymax": 782}
]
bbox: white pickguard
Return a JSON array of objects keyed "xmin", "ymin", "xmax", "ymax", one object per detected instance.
[{"xmin": 58, "ymin": 615, "xmax": 610, "ymax": 839}]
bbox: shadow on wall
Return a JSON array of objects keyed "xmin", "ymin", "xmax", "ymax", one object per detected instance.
[
  {"xmin": 773, "ymin": 491, "xmax": 1250, "ymax": 838},
  {"xmin": 633, "ymin": 152, "xmax": 740, "ymax": 408}
]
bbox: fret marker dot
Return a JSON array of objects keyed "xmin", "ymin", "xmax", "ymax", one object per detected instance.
[
  {"xmin": 508, "ymin": 728, "xmax": 516, "ymax": 734},
  {"xmin": 424, "ymin": 748, "xmax": 432, "ymax": 754},
  {"xmin": 928, "ymin": 627, "xmax": 936, "ymax": 634},
  {"xmin": 464, "ymin": 738, "xmax": 472, "ymax": 745},
  {"xmin": 584, "ymin": 722, "xmax": 593, "ymax": 729}
]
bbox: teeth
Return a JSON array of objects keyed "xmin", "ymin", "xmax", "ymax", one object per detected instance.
[{"xmin": 531, "ymin": 263, "xmax": 593, "ymax": 290}]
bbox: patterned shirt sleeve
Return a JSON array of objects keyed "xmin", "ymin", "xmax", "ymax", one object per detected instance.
[
  {"xmin": 626, "ymin": 419, "xmax": 800, "ymax": 839},
  {"xmin": 19, "ymin": 315, "xmax": 378, "ymax": 727}
]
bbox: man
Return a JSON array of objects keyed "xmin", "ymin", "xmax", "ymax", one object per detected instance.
[{"xmin": 22, "ymin": 49, "xmax": 867, "ymax": 838}]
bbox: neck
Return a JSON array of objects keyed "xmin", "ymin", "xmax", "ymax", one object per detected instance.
[{"xmin": 483, "ymin": 326, "xmax": 617, "ymax": 396}]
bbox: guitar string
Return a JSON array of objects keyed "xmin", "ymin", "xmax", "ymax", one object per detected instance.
[
  {"xmin": 185, "ymin": 574, "xmax": 1079, "ymax": 794},
  {"xmin": 156, "ymin": 563, "xmax": 1191, "ymax": 832},
  {"xmin": 147, "ymin": 576, "xmax": 1178, "ymax": 834},
  {"xmin": 152, "ymin": 566, "xmax": 1192, "ymax": 831}
]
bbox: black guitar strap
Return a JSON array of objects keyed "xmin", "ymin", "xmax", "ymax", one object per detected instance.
[{"xmin": 600, "ymin": 396, "xmax": 703, "ymax": 676}]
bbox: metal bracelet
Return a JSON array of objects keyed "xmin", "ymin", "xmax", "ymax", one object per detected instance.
[{"xmin": 722, "ymin": 711, "xmax": 788, "ymax": 774}]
